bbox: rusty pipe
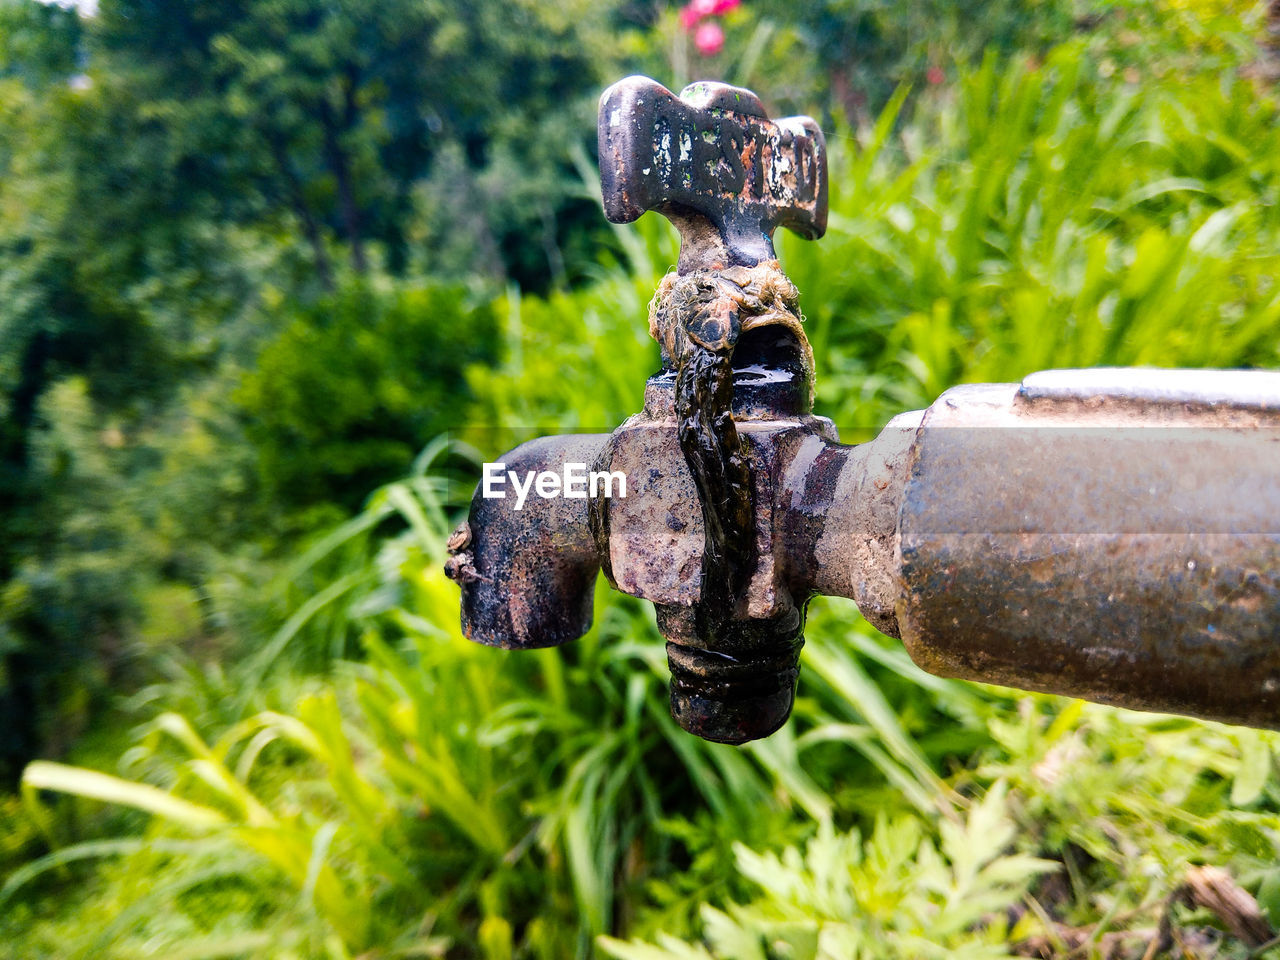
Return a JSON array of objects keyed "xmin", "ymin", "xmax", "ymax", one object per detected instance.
[{"xmin": 812, "ymin": 367, "xmax": 1280, "ymax": 728}]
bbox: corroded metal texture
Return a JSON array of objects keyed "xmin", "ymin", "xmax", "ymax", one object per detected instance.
[
  {"xmin": 599, "ymin": 76, "xmax": 827, "ymax": 271},
  {"xmin": 592, "ymin": 374, "xmax": 835, "ymax": 618},
  {"xmin": 448, "ymin": 364, "xmax": 1280, "ymax": 735},
  {"xmin": 451, "ymin": 73, "xmax": 836, "ymax": 744},
  {"xmin": 448, "ymin": 72, "xmax": 1280, "ymax": 745},
  {"xmin": 893, "ymin": 369, "xmax": 1280, "ymax": 727},
  {"xmin": 446, "ymin": 434, "xmax": 608, "ymax": 649},
  {"xmin": 589, "ymin": 367, "xmax": 836, "ymax": 743},
  {"xmin": 672, "ymin": 269, "xmax": 757, "ymax": 638},
  {"xmin": 646, "ymin": 261, "xmax": 812, "ymax": 382},
  {"xmin": 789, "ymin": 413, "xmax": 920, "ymax": 638}
]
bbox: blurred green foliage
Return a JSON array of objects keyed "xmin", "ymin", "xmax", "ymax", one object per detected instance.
[
  {"xmin": 236, "ymin": 281, "xmax": 498, "ymax": 513},
  {"xmin": 2, "ymin": 0, "xmax": 1280, "ymax": 958},
  {"xmin": 0, "ymin": 0, "xmax": 648, "ymax": 781}
]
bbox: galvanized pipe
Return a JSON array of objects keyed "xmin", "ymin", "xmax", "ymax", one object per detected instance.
[{"xmin": 823, "ymin": 368, "xmax": 1280, "ymax": 728}]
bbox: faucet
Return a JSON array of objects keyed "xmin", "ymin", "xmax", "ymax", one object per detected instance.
[{"xmin": 446, "ymin": 76, "xmax": 1280, "ymax": 744}]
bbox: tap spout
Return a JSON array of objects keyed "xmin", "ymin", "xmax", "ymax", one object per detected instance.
[{"xmin": 447, "ymin": 434, "xmax": 608, "ymax": 649}]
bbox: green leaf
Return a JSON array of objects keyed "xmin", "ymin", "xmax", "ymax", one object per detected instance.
[
  {"xmin": 1232, "ymin": 731, "xmax": 1272, "ymax": 806},
  {"xmin": 22, "ymin": 761, "xmax": 228, "ymax": 830}
]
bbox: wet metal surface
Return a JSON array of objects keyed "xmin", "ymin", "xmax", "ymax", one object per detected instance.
[
  {"xmin": 446, "ymin": 434, "xmax": 607, "ymax": 649},
  {"xmin": 599, "ymin": 76, "xmax": 827, "ymax": 272},
  {"xmin": 594, "ymin": 78, "xmax": 834, "ymax": 743},
  {"xmin": 448, "ymin": 73, "xmax": 1280, "ymax": 742},
  {"xmin": 585, "ymin": 268, "xmax": 831, "ymax": 742}
]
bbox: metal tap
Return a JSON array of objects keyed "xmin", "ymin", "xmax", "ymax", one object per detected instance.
[{"xmin": 446, "ymin": 76, "xmax": 1280, "ymax": 744}]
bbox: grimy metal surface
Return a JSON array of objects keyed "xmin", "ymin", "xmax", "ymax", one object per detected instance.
[
  {"xmin": 891, "ymin": 372, "xmax": 1280, "ymax": 728},
  {"xmin": 599, "ymin": 76, "xmax": 827, "ymax": 272},
  {"xmin": 593, "ymin": 77, "xmax": 836, "ymax": 742},
  {"xmin": 448, "ymin": 73, "xmax": 1280, "ymax": 743},
  {"xmin": 447, "ymin": 434, "xmax": 607, "ymax": 649}
]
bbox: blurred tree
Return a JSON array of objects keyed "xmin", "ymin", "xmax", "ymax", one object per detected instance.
[
  {"xmin": 235, "ymin": 280, "xmax": 497, "ymax": 513},
  {"xmin": 0, "ymin": 0, "xmax": 79, "ymax": 85},
  {"xmin": 90, "ymin": 0, "xmax": 629, "ymax": 291},
  {"xmin": 0, "ymin": 0, "xmax": 635, "ymax": 778},
  {"xmin": 736, "ymin": 0, "xmax": 1079, "ymax": 125}
]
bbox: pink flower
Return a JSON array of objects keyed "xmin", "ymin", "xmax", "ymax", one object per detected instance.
[
  {"xmin": 926, "ymin": 65, "xmax": 945, "ymax": 85},
  {"xmin": 680, "ymin": 0, "xmax": 739, "ymax": 31},
  {"xmin": 680, "ymin": 0, "xmax": 717, "ymax": 29},
  {"xmin": 694, "ymin": 20, "xmax": 724, "ymax": 55}
]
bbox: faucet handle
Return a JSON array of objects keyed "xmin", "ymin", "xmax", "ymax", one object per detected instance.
[{"xmin": 598, "ymin": 76, "xmax": 828, "ymax": 273}]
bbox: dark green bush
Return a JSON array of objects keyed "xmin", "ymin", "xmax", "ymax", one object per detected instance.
[{"xmin": 235, "ymin": 280, "xmax": 499, "ymax": 516}]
